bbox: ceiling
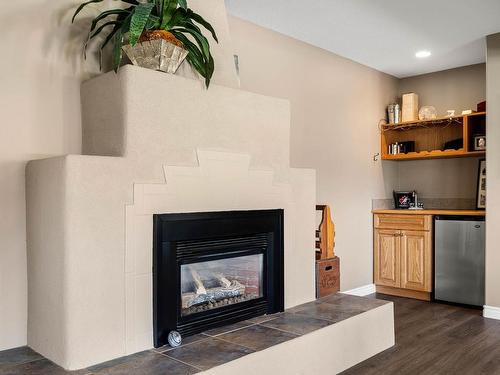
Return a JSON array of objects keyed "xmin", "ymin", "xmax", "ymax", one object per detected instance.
[{"xmin": 225, "ymin": 0, "xmax": 500, "ymax": 78}]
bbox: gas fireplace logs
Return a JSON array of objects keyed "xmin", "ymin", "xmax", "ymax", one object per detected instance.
[
  {"xmin": 189, "ymin": 267, "xmax": 207, "ymax": 295},
  {"xmin": 182, "ymin": 267, "xmax": 246, "ymax": 309},
  {"xmin": 214, "ymin": 272, "xmax": 232, "ymax": 288}
]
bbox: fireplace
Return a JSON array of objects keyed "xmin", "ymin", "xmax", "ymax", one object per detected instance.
[{"xmin": 153, "ymin": 209, "xmax": 285, "ymax": 347}]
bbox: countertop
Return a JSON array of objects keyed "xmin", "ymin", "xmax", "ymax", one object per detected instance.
[{"xmin": 372, "ymin": 209, "xmax": 485, "ymax": 216}]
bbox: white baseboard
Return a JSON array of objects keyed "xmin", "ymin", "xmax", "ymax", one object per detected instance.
[
  {"xmin": 342, "ymin": 284, "xmax": 376, "ymax": 297},
  {"xmin": 483, "ymin": 305, "xmax": 500, "ymax": 320}
]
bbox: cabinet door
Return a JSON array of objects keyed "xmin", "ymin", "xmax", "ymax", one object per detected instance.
[
  {"xmin": 401, "ymin": 230, "xmax": 432, "ymax": 292},
  {"xmin": 374, "ymin": 229, "xmax": 400, "ymax": 288}
]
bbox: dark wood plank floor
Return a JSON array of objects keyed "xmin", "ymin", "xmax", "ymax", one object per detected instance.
[{"xmin": 341, "ymin": 293, "xmax": 500, "ymax": 375}]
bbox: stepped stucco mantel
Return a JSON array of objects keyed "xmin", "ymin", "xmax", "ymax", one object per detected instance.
[{"xmin": 26, "ymin": 67, "xmax": 317, "ymax": 370}]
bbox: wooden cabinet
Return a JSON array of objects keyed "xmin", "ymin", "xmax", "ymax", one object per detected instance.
[
  {"xmin": 400, "ymin": 230, "xmax": 432, "ymax": 292},
  {"xmin": 374, "ymin": 214, "xmax": 433, "ymax": 301},
  {"xmin": 374, "ymin": 229, "xmax": 400, "ymax": 288},
  {"xmin": 374, "ymin": 214, "xmax": 431, "ymax": 231}
]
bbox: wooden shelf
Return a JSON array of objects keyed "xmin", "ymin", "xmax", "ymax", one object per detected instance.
[
  {"xmin": 383, "ymin": 149, "xmax": 485, "ymax": 161},
  {"xmin": 382, "ymin": 116, "xmax": 463, "ymax": 131},
  {"xmin": 382, "ymin": 112, "xmax": 485, "ymax": 131},
  {"xmin": 381, "ymin": 112, "xmax": 486, "ymax": 161}
]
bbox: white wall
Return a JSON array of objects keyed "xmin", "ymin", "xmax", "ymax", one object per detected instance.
[{"xmin": 486, "ymin": 34, "xmax": 500, "ymax": 308}]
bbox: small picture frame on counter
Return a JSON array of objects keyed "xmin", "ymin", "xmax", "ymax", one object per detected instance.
[{"xmin": 476, "ymin": 159, "xmax": 486, "ymax": 210}]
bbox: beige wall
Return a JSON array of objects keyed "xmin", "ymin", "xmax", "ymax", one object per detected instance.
[
  {"xmin": 486, "ymin": 34, "xmax": 500, "ymax": 308},
  {"xmin": 396, "ymin": 64, "xmax": 486, "ymax": 199},
  {"xmin": 0, "ymin": 0, "xmax": 87, "ymax": 351},
  {"xmin": 399, "ymin": 64, "xmax": 486, "ymax": 116},
  {"xmin": 395, "ymin": 157, "xmax": 481, "ymax": 200},
  {"xmin": 0, "ymin": 0, "xmax": 239, "ymax": 351},
  {"xmin": 228, "ymin": 17, "xmax": 399, "ymax": 291}
]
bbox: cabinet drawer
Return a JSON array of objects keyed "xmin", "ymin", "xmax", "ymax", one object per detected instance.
[{"xmin": 374, "ymin": 214, "xmax": 432, "ymax": 231}]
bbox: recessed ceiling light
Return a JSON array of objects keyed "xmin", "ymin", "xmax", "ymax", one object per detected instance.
[{"xmin": 416, "ymin": 50, "xmax": 431, "ymax": 58}]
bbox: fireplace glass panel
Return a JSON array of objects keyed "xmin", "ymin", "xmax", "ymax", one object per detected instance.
[{"xmin": 180, "ymin": 254, "xmax": 264, "ymax": 317}]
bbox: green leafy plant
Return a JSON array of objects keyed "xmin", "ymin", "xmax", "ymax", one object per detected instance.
[{"xmin": 73, "ymin": 0, "xmax": 218, "ymax": 87}]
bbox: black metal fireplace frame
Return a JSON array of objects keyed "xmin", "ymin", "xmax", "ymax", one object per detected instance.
[{"xmin": 153, "ymin": 209, "xmax": 284, "ymax": 348}]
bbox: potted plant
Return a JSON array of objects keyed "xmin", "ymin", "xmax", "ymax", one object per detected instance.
[{"xmin": 73, "ymin": 0, "xmax": 218, "ymax": 87}]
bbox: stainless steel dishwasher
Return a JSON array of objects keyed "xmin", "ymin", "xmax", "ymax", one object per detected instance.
[{"xmin": 434, "ymin": 216, "xmax": 485, "ymax": 307}]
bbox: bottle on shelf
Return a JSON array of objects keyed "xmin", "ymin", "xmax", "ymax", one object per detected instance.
[{"xmin": 389, "ymin": 142, "xmax": 401, "ymax": 155}]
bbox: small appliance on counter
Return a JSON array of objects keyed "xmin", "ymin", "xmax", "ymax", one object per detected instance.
[{"xmin": 393, "ymin": 190, "xmax": 424, "ymax": 210}]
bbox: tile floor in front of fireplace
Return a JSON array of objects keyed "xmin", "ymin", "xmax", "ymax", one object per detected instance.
[{"xmin": 0, "ymin": 294, "xmax": 388, "ymax": 375}]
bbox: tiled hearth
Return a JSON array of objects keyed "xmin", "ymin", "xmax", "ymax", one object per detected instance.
[{"xmin": 0, "ymin": 294, "xmax": 390, "ymax": 374}]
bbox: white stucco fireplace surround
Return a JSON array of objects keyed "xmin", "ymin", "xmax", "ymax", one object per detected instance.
[{"xmin": 26, "ymin": 65, "xmax": 318, "ymax": 369}]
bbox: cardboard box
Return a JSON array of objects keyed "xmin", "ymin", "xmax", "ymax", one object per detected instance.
[{"xmin": 402, "ymin": 93, "xmax": 419, "ymax": 122}]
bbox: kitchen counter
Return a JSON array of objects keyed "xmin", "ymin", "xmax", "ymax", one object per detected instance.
[{"xmin": 373, "ymin": 209, "xmax": 485, "ymax": 216}]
